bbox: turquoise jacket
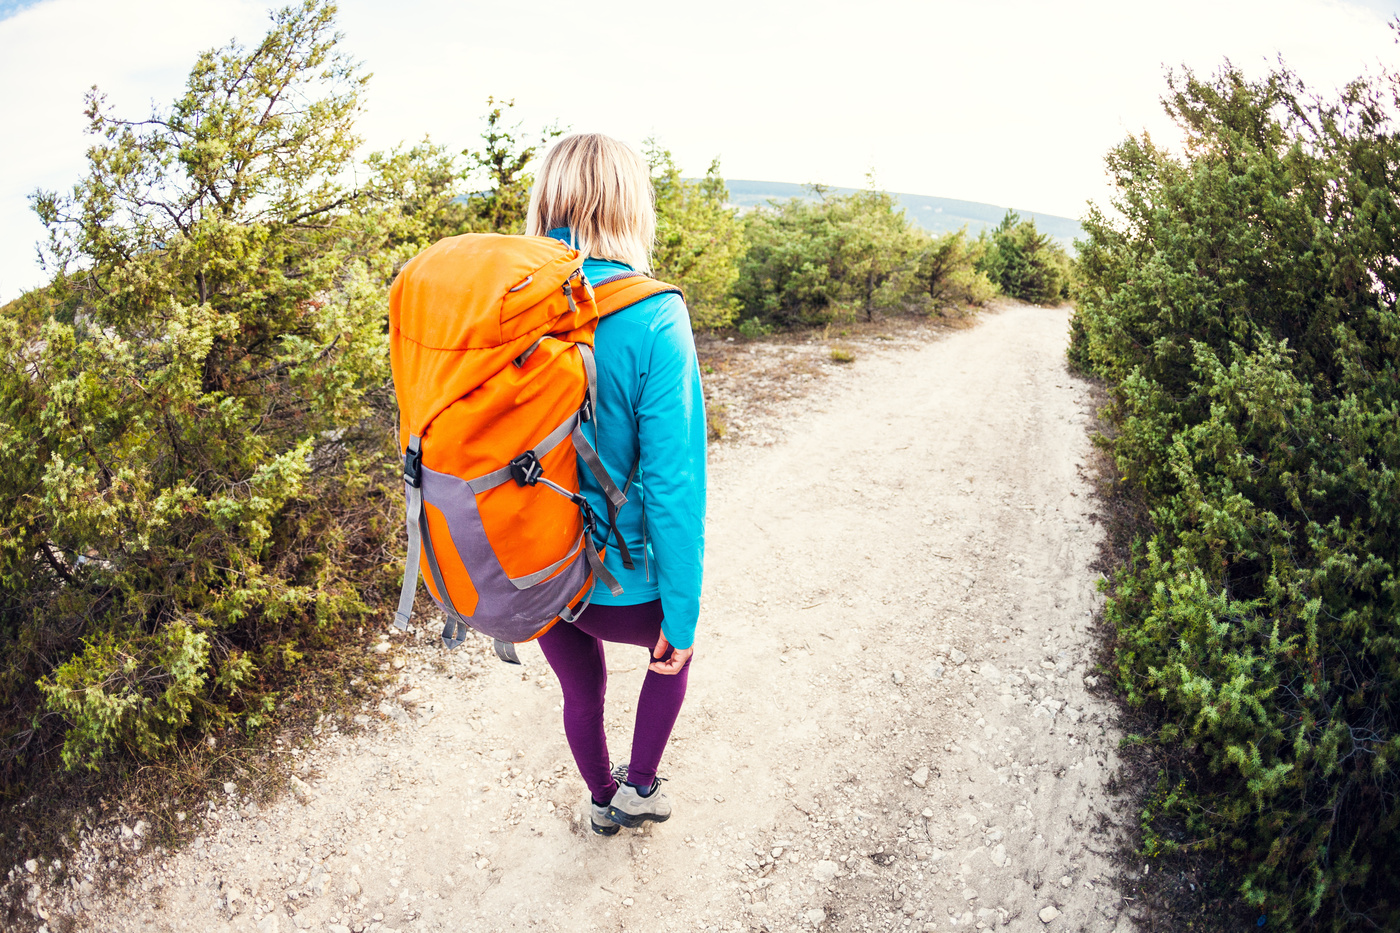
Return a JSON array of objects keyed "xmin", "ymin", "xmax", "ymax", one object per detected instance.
[{"xmin": 551, "ymin": 230, "xmax": 707, "ymax": 650}]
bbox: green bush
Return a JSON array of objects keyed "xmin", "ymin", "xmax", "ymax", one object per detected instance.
[
  {"xmin": 736, "ymin": 317, "xmax": 773, "ymax": 340},
  {"xmin": 1073, "ymin": 62, "xmax": 1400, "ymax": 930},
  {"xmin": 647, "ymin": 144, "xmax": 747, "ymax": 330},
  {"xmin": 0, "ymin": 0, "xmax": 406, "ymax": 779},
  {"xmin": 978, "ymin": 210, "xmax": 1071, "ymax": 304},
  {"xmin": 914, "ymin": 228, "xmax": 998, "ymax": 311},
  {"xmin": 734, "ymin": 183, "xmax": 991, "ymax": 327}
]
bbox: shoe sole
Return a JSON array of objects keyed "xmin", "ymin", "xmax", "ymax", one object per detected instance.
[
  {"xmin": 591, "ymin": 818, "xmax": 620, "ymax": 836},
  {"xmin": 605, "ymin": 805, "xmax": 671, "ymax": 828}
]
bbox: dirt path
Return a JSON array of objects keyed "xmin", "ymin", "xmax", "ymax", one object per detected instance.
[{"xmin": 76, "ymin": 302, "xmax": 1134, "ymax": 933}]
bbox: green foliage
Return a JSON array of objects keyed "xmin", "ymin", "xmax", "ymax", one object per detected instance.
[
  {"xmin": 40, "ymin": 622, "xmax": 219, "ymax": 770},
  {"xmin": 646, "ymin": 143, "xmax": 746, "ymax": 329},
  {"xmin": 1, "ymin": 0, "xmax": 401, "ymax": 777},
  {"xmin": 462, "ymin": 97, "xmax": 561, "ymax": 235},
  {"xmin": 1073, "ymin": 62, "xmax": 1400, "ymax": 930},
  {"xmin": 736, "ymin": 317, "xmax": 773, "ymax": 340},
  {"xmin": 977, "ymin": 211, "xmax": 1071, "ymax": 304},
  {"xmin": 735, "ymin": 182, "xmax": 996, "ymax": 328},
  {"xmin": 915, "ymin": 228, "xmax": 998, "ymax": 310}
]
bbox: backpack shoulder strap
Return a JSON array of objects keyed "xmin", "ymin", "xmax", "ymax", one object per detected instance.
[{"xmin": 590, "ymin": 271, "xmax": 682, "ymax": 317}]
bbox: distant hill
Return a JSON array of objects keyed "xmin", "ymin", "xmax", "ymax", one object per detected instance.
[{"xmin": 721, "ymin": 179, "xmax": 1084, "ymax": 249}]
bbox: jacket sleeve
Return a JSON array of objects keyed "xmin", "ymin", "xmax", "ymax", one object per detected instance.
[{"xmin": 635, "ymin": 294, "xmax": 707, "ymax": 650}]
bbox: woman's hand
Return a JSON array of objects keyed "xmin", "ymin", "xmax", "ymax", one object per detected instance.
[{"xmin": 649, "ymin": 632, "xmax": 693, "ymax": 675}]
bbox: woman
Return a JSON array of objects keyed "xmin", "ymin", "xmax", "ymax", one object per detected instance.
[{"xmin": 524, "ymin": 134, "xmax": 707, "ymax": 836}]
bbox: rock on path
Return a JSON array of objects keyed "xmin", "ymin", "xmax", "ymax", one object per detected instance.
[{"xmin": 71, "ymin": 303, "xmax": 1134, "ymax": 933}]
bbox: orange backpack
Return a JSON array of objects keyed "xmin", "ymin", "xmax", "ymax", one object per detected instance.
[{"xmin": 389, "ymin": 233, "xmax": 679, "ymax": 662}]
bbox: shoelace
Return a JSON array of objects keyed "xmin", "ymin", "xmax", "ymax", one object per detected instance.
[{"xmin": 610, "ymin": 763, "xmax": 668, "ymax": 793}]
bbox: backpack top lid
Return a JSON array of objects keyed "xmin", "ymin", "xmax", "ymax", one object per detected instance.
[
  {"xmin": 392, "ymin": 232, "xmax": 590, "ymax": 351},
  {"xmin": 389, "ymin": 233, "xmax": 600, "ymax": 444}
]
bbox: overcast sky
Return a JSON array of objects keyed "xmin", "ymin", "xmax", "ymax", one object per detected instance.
[{"xmin": 1, "ymin": 0, "xmax": 1397, "ymax": 300}]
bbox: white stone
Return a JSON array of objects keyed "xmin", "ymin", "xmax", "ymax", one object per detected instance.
[
  {"xmin": 24, "ymin": 859, "xmax": 37, "ymax": 874},
  {"xmin": 224, "ymin": 782, "xmax": 237, "ymax": 794},
  {"xmin": 1060, "ymin": 875, "xmax": 1072, "ymax": 888},
  {"xmin": 1039, "ymin": 906, "xmax": 1060, "ymax": 923},
  {"xmin": 257, "ymin": 915, "xmax": 280, "ymax": 933},
  {"xmin": 771, "ymin": 846, "xmax": 784, "ymax": 859},
  {"xmin": 928, "ymin": 847, "xmax": 945, "ymax": 862},
  {"xmin": 892, "ymin": 670, "xmax": 906, "ymax": 685},
  {"xmin": 328, "ymin": 925, "xmax": 351, "ymax": 933},
  {"xmin": 950, "ymin": 649, "xmax": 967, "ymax": 664},
  {"xmin": 805, "ymin": 907, "xmax": 827, "ymax": 925},
  {"xmin": 911, "ymin": 766, "xmax": 930, "ymax": 788},
  {"xmin": 290, "ymin": 776, "xmax": 312, "ymax": 799},
  {"xmin": 399, "ymin": 689, "xmax": 424, "ymax": 704},
  {"xmin": 990, "ymin": 844, "xmax": 1007, "ymax": 867},
  {"xmin": 979, "ymin": 663, "xmax": 1002, "ymax": 683},
  {"xmin": 309, "ymin": 871, "xmax": 329, "ymax": 896},
  {"xmin": 475, "ymin": 857, "xmax": 490, "ymax": 870},
  {"xmin": 812, "ymin": 860, "xmax": 839, "ymax": 883},
  {"xmin": 921, "ymin": 808, "xmax": 934, "ymax": 819},
  {"xmin": 490, "ymin": 749, "xmax": 511, "ymax": 761},
  {"xmin": 342, "ymin": 879, "xmax": 361, "ymax": 897}
]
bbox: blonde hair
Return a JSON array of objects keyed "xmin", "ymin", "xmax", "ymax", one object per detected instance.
[{"xmin": 526, "ymin": 133, "xmax": 655, "ymax": 273}]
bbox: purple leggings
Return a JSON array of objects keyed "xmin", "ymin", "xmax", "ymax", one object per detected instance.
[{"xmin": 537, "ymin": 600, "xmax": 690, "ymax": 802}]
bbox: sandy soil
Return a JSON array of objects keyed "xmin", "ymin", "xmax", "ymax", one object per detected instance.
[{"xmin": 40, "ymin": 301, "xmax": 1135, "ymax": 933}]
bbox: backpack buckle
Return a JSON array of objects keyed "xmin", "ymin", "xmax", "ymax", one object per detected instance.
[
  {"xmin": 573, "ymin": 493, "xmax": 599, "ymax": 538},
  {"xmin": 509, "ymin": 450, "xmax": 543, "ymax": 487},
  {"xmin": 403, "ymin": 446, "xmax": 423, "ymax": 488},
  {"xmin": 579, "ymin": 397, "xmax": 594, "ymax": 424}
]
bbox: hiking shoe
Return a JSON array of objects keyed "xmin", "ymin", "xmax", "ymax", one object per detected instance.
[
  {"xmin": 590, "ymin": 794, "xmax": 620, "ymax": 836},
  {"xmin": 606, "ymin": 778, "xmax": 672, "ymax": 828},
  {"xmin": 587, "ymin": 764, "xmax": 631, "ymax": 836}
]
